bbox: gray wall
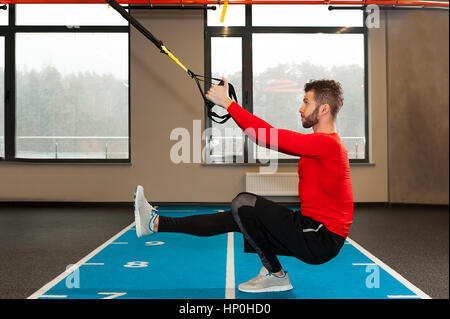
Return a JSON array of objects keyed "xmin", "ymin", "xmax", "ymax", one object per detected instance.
[
  {"xmin": 386, "ymin": 10, "xmax": 449, "ymax": 204},
  {"xmin": 0, "ymin": 8, "xmax": 447, "ymax": 204}
]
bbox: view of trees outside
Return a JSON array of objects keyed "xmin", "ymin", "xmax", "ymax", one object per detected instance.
[
  {"xmin": 3, "ymin": 4, "xmax": 365, "ymax": 161},
  {"xmin": 207, "ymin": 6, "xmax": 366, "ymax": 163},
  {"xmin": 251, "ymin": 61, "xmax": 365, "ymax": 160},
  {"xmin": 209, "ymin": 37, "xmax": 245, "ymax": 163},
  {"xmin": 15, "ymin": 33, "xmax": 128, "ymax": 159},
  {"xmin": 0, "ymin": 4, "xmax": 128, "ymax": 160},
  {"xmin": 252, "ymin": 33, "xmax": 365, "ymax": 160},
  {"xmin": 209, "ymin": 33, "xmax": 366, "ymax": 162}
]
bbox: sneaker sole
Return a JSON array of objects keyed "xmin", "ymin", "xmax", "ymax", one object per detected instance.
[
  {"xmin": 238, "ymin": 284, "xmax": 293, "ymax": 293},
  {"xmin": 134, "ymin": 186, "xmax": 143, "ymax": 238}
]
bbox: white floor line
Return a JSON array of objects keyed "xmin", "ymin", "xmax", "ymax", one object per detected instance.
[
  {"xmin": 346, "ymin": 237, "xmax": 432, "ymax": 299},
  {"xmin": 98, "ymin": 292, "xmax": 127, "ymax": 299},
  {"xmin": 225, "ymin": 232, "xmax": 235, "ymax": 299},
  {"xmin": 27, "ymin": 222, "xmax": 136, "ymax": 299},
  {"xmin": 387, "ymin": 295, "xmax": 421, "ymax": 299}
]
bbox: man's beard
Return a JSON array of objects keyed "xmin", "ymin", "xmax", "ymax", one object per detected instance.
[{"xmin": 302, "ymin": 105, "xmax": 320, "ymax": 128}]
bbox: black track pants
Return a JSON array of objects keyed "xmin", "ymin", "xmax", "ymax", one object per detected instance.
[{"xmin": 158, "ymin": 192, "xmax": 345, "ymax": 273}]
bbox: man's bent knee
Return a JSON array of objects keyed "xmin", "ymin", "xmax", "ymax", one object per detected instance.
[{"xmin": 231, "ymin": 192, "xmax": 257, "ymax": 214}]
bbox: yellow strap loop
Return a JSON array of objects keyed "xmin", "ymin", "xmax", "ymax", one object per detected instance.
[
  {"xmin": 220, "ymin": 0, "xmax": 229, "ymax": 23},
  {"xmin": 160, "ymin": 45, "xmax": 189, "ymax": 74}
]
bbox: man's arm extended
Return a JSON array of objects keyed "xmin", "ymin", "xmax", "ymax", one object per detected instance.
[
  {"xmin": 206, "ymin": 78, "xmax": 339, "ymax": 159},
  {"xmin": 228, "ymin": 102, "xmax": 339, "ymax": 159}
]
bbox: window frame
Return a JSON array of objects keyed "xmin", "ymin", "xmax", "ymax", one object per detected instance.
[
  {"xmin": 204, "ymin": 5, "xmax": 369, "ymax": 164},
  {"xmin": 0, "ymin": 4, "xmax": 131, "ymax": 163}
]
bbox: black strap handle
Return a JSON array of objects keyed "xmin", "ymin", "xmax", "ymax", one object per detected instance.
[{"xmin": 192, "ymin": 75, "xmax": 237, "ymax": 124}]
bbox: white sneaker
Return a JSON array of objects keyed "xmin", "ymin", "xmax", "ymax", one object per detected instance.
[
  {"xmin": 238, "ymin": 267, "xmax": 293, "ymax": 293},
  {"xmin": 134, "ymin": 185, "xmax": 158, "ymax": 238}
]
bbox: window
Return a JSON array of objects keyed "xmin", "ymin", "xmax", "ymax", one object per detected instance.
[
  {"xmin": 15, "ymin": 33, "xmax": 128, "ymax": 159},
  {"xmin": 205, "ymin": 5, "xmax": 368, "ymax": 164},
  {"xmin": 207, "ymin": 4, "xmax": 245, "ymax": 27},
  {"xmin": 15, "ymin": 4, "xmax": 127, "ymax": 26},
  {"xmin": 0, "ymin": 37, "xmax": 4, "ymax": 158},
  {"xmin": 0, "ymin": 4, "xmax": 129, "ymax": 162},
  {"xmin": 1, "ymin": 5, "xmax": 7, "ymax": 158},
  {"xmin": 0, "ymin": 6, "xmax": 7, "ymax": 25},
  {"xmin": 252, "ymin": 5, "xmax": 363, "ymax": 27},
  {"xmin": 209, "ymin": 37, "xmax": 244, "ymax": 163}
]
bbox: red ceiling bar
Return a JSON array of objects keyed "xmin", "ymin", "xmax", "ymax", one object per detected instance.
[{"xmin": 0, "ymin": 0, "xmax": 448, "ymax": 7}]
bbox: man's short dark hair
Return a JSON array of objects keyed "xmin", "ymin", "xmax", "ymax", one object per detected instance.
[{"xmin": 304, "ymin": 80, "xmax": 344, "ymax": 119}]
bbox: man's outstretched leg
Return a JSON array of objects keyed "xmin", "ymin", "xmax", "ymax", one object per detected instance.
[
  {"xmin": 134, "ymin": 185, "xmax": 240, "ymax": 238},
  {"xmin": 133, "ymin": 186, "xmax": 293, "ymax": 293}
]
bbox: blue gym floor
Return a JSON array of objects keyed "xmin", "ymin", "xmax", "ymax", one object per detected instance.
[{"xmin": 28, "ymin": 206, "xmax": 431, "ymax": 299}]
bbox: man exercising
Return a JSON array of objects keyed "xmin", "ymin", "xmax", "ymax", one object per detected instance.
[{"xmin": 133, "ymin": 78, "xmax": 354, "ymax": 293}]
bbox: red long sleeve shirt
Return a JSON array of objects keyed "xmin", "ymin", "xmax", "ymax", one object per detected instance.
[{"xmin": 227, "ymin": 101, "xmax": 354, "ymax": 238}]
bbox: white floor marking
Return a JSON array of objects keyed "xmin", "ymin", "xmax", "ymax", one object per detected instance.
[
  {"xmin": 387, "ymin": 295, "xmax": 421, "ymax": 299},
  {"xmin": 98, "ymin": 292, "xmax": 127, "ymax": 299},
  {"xmin": 27, "ymin": 221, "xmax": 431, "ymax": 300},
  {"xmin": 346, "ymin": 237, "xmax": 432, "ymax": 299},
  {"xmin": 225, "ymin": 232, "xmax": 235, "ymax": 299},
  {"xmin": 145, "ymin": 241, "xmax": 165, "ymax": 246},
  {"xmin": 27, "ymin": 222, "xmax": 136, "ymax": 299},
  {"xmin": 111, "ymin": 242, "xmax": 128, "ymax": 245}
]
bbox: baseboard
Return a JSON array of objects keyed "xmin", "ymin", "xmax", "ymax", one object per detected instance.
[{"xmin": 354, "ymin": 202, "xmax": 449, "ymax": 208}]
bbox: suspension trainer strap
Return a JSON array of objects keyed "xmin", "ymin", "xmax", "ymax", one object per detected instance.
[
  {"xmin": 105, "ymin": 0, "xmax": 235, "ymax": 124},
  {"xmin": 191, "ymin": 74, "xmax": 237, "ymax": 124},
  {"xmin": 106, "ymin": 0, "xmax": 164, "ymax": 52}
]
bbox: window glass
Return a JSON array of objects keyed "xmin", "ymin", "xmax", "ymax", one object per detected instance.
[
  {"xmin": 0, "ymin": 38, "xmax": 4, "ymax": 158},
  {"xmin": 15, "ymin": 33, "xmax": 129, "ymax": 159},
  {"xmin": 252, "ymin": 33, "xmax": 365, "ymax": 160},
  {"xmin": 207, "ymin": 4, "xmax": 245, "ymax": 27},
  {"xmin": 0, "ymin": 5, "xmax": 8, "ymax": 25},
  {"xmin": 16, "ymin": 4, "xmax": 127, "ymax": 26},
  {"xmin": 208, "ymin": 37, "xmax": 243, "ymax": 163},
  {"xmin": 252, "ymin": 5, "xmax": 363, "ymax": 27}
]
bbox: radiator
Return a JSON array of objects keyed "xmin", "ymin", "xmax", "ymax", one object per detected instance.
[{"xmin": 245, "ymin": 173, "xmax": 299, "ymax": 196}]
